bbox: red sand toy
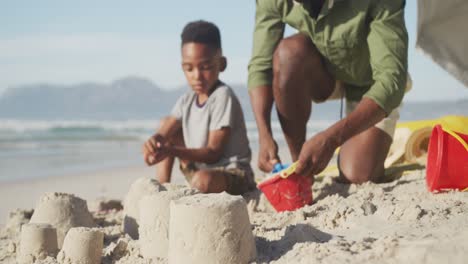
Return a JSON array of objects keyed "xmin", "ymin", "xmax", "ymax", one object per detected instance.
[
  {"xmin": 426, "ymin": 125, "xmax": 468, "ymax": 192},
  {"xmin": 257, "ymin": 162, "xmax": 313, "ymax": 212}
]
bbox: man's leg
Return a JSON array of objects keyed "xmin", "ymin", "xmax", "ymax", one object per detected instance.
[
  {"xmin": 273, "ymin": 33, "xmax": 335, "ymax": 160},
  {"xmin": 338, "ymin": 128, "xmax": 393, "ymax": 183},
  {"xmin": 338, "ymin": 100, "xmax": 400, "ymax": 183}
]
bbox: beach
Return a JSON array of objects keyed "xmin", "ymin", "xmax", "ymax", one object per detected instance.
[
  {"xmin": 2, "ymin": 0, "xmax": 468, "ymax": 262},
  {"xmin": 1, "ymin": 152, "xmax": 467, "ymax": 263}
]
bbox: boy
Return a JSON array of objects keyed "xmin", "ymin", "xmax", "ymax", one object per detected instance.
[{"xmin": 143, "ymin": 20, "xmax": 255, "ymax": 195}]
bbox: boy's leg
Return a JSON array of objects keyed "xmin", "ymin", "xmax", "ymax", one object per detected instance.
[
  {"xmin": 156, "ymin": 122, "xmax": 185, "ymax": 183},
  {"xmin": 190, "ymin": 170, "xmax": 229, "ymax": 193},
  {"xmin": 156, "ymin": 157, "xmax": 174, "ymax": 183},
  {"xmin": 190, "ymin": 167, "xmax": 255, "ymax": 195},
  {"xmin": 272, "ymin": 33, "xmax": 335, "ymax": 161}
]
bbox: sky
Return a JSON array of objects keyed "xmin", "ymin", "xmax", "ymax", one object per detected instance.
[{"xmin": 1, "ymin": 0, "xmax": 467, "ymax": 102}]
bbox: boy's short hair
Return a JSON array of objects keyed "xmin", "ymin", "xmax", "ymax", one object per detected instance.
[{"xmin": 181, "ymin": 20, "xmax": 221, "ymax": 50}]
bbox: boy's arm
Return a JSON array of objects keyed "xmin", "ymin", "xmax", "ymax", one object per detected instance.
[
  {"xmin": 164, "ymin": 127, "xmax": 230, "ymax": 164},
  {"xmin": 143, "ymin": 116, "xmax": 182, "ymax": 165},
  {"xmin": 155, "ymin": 116, "xmax": 182, "ymax": 139}
]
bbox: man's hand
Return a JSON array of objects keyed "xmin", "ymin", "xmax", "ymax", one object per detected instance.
[
  {"xmin": 258, "ymin": 135, "xmax": 281, "ymax": 172},
  {"xmin": 249, "ymin": 85, "xmax": 278, "ymax": 173},
  {"xmin": 295, "ymin": 131, "xmax": 338, "ymax": 177},
  {"xmin": 143, "ymin": 134, "xmax": 168, "ymax": 166}
]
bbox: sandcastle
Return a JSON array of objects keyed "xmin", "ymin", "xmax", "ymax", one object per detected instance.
[
  {"xmin": 17, "ymin": 223, "xmax": 58, "ymax": 264},
  {"xmin": 57, "ymin": 227, "xmax": 103, "ymax": 264},
  {"xmin": 168, "ymin": 192, "xmax": 257, "ymax": 264},
  {"xmin": 29, "ymin": 192, "xmax": 96, "ymax": 248},
  {"xmin": 139, "ymin": 188, "xmax": 197, "ymax": 260},
  {"xmin": 122, "ymin": 177, "xmax": 166, "ymax": 239}
]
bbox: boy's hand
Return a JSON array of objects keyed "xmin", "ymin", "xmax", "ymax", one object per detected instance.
[{"xmin": 143, "ymin": 134, "xmax": 168, "ymax": 165}]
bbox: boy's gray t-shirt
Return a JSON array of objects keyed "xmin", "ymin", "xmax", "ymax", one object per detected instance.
[{"xmin": 170, "ymin": 83, "xmax": 252, "ymax": 169}]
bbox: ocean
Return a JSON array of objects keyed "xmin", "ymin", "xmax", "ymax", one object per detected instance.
[
  {"xmin": 1, "ymin": 98, "xmax": 466, "ymax": 183},
  {"xmin": 0, "ymin": 119, "xmax": 333, "ymax": 182}
]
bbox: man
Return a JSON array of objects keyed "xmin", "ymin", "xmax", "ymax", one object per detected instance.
[{"xmin": 248, "ymin": 0, "xmax": 408, "ymax": 183}]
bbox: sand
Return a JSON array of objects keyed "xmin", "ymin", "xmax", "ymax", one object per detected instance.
[{"xmin": 1, "ymin": 164, "xmax": 468, "ymax": 263}]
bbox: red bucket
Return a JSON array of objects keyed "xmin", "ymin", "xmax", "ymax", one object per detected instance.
[
  {"xmin": 426, "ymin": 125, "xmax": 468, "ymax": 192},
  {"xmin": 257, "ymin": 168, "xmax": 312, "ymax": 212}
]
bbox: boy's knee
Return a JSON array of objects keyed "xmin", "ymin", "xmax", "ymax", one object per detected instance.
[{"xmin": 190, "ymin": 171, "xmax": 212, "ymax": 193}]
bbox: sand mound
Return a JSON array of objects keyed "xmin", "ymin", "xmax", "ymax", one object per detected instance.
[
  {"xmin": 4, "ymin": 209, "xmax": 33, "ymax": 235},
  {"xmin": 168, "ymin": 192, "xmax": 257, "ymax": 264},
  {"xmin": 122, "ymin": 177, "xmax": 166, "ymax": 239},
  {"xmin": 57, "ymin": 227, "xmax": 103, "ymax": 264},
  {"xmin": 139, "ymin": 188, "xmax": 197, "ymax": 260},
  {"xmin": 17, "ymin": 223, "xmax": 58, "ymax": 264},
  {"xmin": 29, "ymin": 192, "xmax": 95, "ymax": 248},
  {"xmin": 88, "ymin": 198, "xmax": 123, "ymax": 213}
]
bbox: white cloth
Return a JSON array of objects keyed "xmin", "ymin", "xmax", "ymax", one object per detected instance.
[{"xmin": 417, "ymin": 0, "xmax": 468, "ymax": 87}]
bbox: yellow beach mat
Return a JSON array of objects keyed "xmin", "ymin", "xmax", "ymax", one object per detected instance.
[
  {"xmin": 313, "ymin": 162, "xmax": 424, "ymax": 182},
  {"xmin": 255, "ymin": 116, "xmax": 467, "ymax": 183},
  {"xmin": 396, "ymin": 115, "xmax": 468, "ymax": 134},
  {"xmin": 255, "ymin": 162, "xmax": 424, "ymax": 184},
  {"xmin": 386, "ymin": 115, "xmax": 468, "ymax": 167}
]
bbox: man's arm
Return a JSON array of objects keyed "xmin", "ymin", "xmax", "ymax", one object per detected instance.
[
  {"xmin": 249, "ymin": 85, "xmax": 280, "ymax": 172},
  {"xmin": 248, "ymin": 0, "xmax": 285, "ymax": 172},
  {"xmin": 363, "ymin": 0, "xmax": 408, "ymax": 114},
  {"xmin": 295, "ymin": 0, "xmax": 408, "ymax": 176},
  {"xmin": 164, "ymin": 127, "xmax": 230, "ymax": 164}
]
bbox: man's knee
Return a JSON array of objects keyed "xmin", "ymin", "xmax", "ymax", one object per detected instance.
[
  {"xmin": 338, "ymin": 162, "xmax": 383, "ymax": 184},
  {"xmin": 272, "ymin": 34, "xmax": 327, "ymax": 101},
  {"xmin": 190, "ymin": 171, "xmax": 212, "ymax": 193},
  {"xmin": 274, "ymin": 34, "xmax": 318, "ymax": 61},
  {"xmin": 273, "ymin": 34, "xmax": 321, "ymax": 75}
]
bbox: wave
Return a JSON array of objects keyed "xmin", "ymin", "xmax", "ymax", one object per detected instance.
[
  {"xmin": 0, "ymin": 119, "xmax": 160, "ymax": 142},
  {"xmin": 0, "ymin": 119, "xmax": 160, "ymax": 132},
  {"xmin": 0, "ymin": 119, "xmax": 333, "ymax": 143}
]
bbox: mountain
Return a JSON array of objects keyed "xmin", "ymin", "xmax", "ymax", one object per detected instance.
[
  {"xmin": 0, "ymin": 77, "xmax": 183, "ymax": 120},
  {"xmin": 0, "ymin": 77, "xmax": 258, "ymax": 120},
  {"xmin": 0, "ymin": 77, "xmax": 466, "ymax": 121}
]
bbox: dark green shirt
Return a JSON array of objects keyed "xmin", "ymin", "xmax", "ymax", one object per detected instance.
[{"xmin": 248, "ymin": 0, "xmax": 408, "ymax": 114}]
